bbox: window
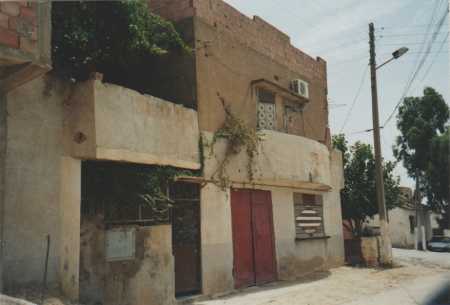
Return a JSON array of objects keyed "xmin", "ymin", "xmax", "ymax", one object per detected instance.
[
  {"xmin": 283, "ymin": 101, "xmax": 304, "ymax": 135},
  {"xmin": 409, "ymin": 215, "xmax": 415, "ymax": 234},
  {"xmin": 294, "ymin": 193, "xmax": 325, "ymax": 239},
  {"xmin": 257, "ymin": 89, "xmax": 276, "ymax": 130}
]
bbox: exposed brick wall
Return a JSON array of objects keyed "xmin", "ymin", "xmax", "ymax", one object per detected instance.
[
  {"xmin": 149, "ymin": 0, "xmax": 326, "ymax": 80},
  {"xmin": 149, "ymin": 0, "xmax": 329, "ymax": 142},
  {"xmin": 148, "ymin": 0, "xmax": 195, "ymax": 23},
  {"xmin": 0, "ymin": 1, "xmax": 38, "ymax": 54}
]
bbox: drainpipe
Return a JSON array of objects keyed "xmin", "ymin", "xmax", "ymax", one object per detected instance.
[{"xmin": 0, "ymin": 93, "xmax": 6, "ymax": 292}]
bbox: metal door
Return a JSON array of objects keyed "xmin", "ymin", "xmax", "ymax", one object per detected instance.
[
  {"xmin": 231, "ymin": 190, "xmax": 255, "ymax": 288},
  {"xmin": 171, "ymin": 182, "xmax": 201, "ymax": 297},
  {"xmin": 231, "ymin": 189, "xmax": 277, "ymax": 289},
  {"xmin": 251, "ymin": 190, "xmax": 277, "ymax": 284}
]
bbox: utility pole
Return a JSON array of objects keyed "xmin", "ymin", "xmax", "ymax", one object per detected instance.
[
  {"xmin": 369, "ymin": 22, "xmax": 393, "ymax": 266},
  {"xmin": 414, "ymin": 170, "xmax": 419, "ymax": 250}
]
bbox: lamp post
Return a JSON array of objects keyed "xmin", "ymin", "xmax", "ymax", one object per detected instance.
[{"xmin": 369, "ymin": 22, "xmax": 408, "ymax": 266}]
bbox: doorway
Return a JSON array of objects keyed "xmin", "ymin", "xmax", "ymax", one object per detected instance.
[
  {"xmin": 230, "ymin": 189, "xmax": 277, "ymax": 289},
  {"xmin": 171, "ymin": 182, "xmax": 202, "ymax": 297}
]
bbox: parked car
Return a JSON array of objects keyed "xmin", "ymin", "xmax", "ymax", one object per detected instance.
[{"xmin": 428, "ymin": 236, "xmax": 450, "ymax": 252}]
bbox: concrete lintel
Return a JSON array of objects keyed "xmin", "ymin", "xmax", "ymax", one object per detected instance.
[
  {"xmin": 176, "ymin": 175, "xmax": 332, "ymax": 192},
  {"xmin": 96, "ymin": 148, "xmax": 201, "ymax": 170}
]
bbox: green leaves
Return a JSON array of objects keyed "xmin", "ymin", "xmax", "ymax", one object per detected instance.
[
  {"xmin": 394, "ymin": 87, "xmax": 449, "ymax": 215},
  {"xmin": 333, "ymin": 134, "xmax": 401, "ymax": 237},
  {"xmin": 52, "ymin": 0, "xmax": 191, "ymax": 82}
]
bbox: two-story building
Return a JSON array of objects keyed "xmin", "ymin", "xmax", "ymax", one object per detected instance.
[
  {"xmin": 148, "ymin": 0, "xmax": 345, "ymax": 299},
  {"xmin": 1, "ymin": 1, "xmax": 345, "ymax": 305}
]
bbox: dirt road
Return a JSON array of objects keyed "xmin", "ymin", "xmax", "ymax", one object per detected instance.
[{"xmin": 192, "ymin": 250, "xmax": 449, "ymax": 305}]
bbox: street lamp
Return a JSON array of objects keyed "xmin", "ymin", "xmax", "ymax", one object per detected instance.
[
  {"xmin": 369, "ymin": 23, "xmax": 408, "ymax": 266},
  {"xmin": 376, "ymin": 47, "xmax": 409, "ymax": 70}
]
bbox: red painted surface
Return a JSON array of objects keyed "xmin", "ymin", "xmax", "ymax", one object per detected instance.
[
  {"xmin": 251, "ymin": 190, "xmax": 277, "ymax": 284},
  {"xmin": 231, "ymin": 189, "xmax": 255, "ymax": 288},
  {"xmin": 231, "ymin": 189, "xmax": 277, "ymax": 289}
]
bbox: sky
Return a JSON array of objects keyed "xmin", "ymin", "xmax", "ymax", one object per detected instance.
[{"xmin": 223, "ymin": 0, "xmax": 450, "ymax": 189}]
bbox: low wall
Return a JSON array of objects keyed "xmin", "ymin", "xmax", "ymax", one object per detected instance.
[{"xmin": 80, "ymin": 219, "xmax": 175, "ymax": 305}]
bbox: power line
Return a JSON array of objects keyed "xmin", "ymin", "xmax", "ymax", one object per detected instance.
[
  {"xmin": 382, "ymin": 6, "xmax": 449, "ymax": 128},
  {"xmin": 378, "ymin": 31, "xmax": 448, "ymax": 38},
  {"xmin": 420, "ymin": 32, "xmax": 449, "ymax": 82},
  {"xmin": 378, "ymin": 40, "xmax": 448, "ymax": 46},
  {"xmin": 339, "ymin": 64, "xmax": 369, "ymax": 133}
]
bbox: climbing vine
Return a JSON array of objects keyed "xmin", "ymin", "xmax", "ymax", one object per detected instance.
[{"xmin": 209, "ymin": 94, "xmax": 264, "ymax": 189}]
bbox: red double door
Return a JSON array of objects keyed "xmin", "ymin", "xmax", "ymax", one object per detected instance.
[{"xmin": 231, "ymin": 189, "xmax": 277, "ymax": 289}]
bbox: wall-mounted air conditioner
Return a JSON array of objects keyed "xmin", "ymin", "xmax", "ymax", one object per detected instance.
[{"xmin": 290, "ymin": 79, "xmax": 309, "ymax": 99}]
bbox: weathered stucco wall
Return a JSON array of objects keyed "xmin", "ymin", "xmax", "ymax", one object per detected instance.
[
  {"xmin": 0, "ymin": 94, "xmax": 6, "ymax": 291},
  {"xmin": 3, "ymin": 75, "xmax": 201, "ymax": 301},
  {"xmin": 200, "ymin": 131, "xmax": 345, "ymax": 290},
  {"xmin": 80, "ymin": 221, "xmax": 175, "ymax": 305},
  {"xmin": 204, "ymin": 130, "xmax": 331, "ymax": 187},
  {"xmin": 64, "ymin": 79, "xmax": 201, "ymax": 170},
  {"xmin": 200, "ymin": 184, "xmax": 234, "ymax": 295},
  {"xmin": 3, "ymin": 76, "xmax": 64, "ymax": 290},
  {"xmin": 59, "ymin": 157, "xmax": 81, "ymax": 301},
  {"xmin": 323, "ymin": 149, "xmax": 345, "ymax": 267}
]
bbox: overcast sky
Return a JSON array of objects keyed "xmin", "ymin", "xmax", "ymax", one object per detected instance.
[{"xmin": 224, "ymin": 0, "xmax": 450, "ymax": 188}]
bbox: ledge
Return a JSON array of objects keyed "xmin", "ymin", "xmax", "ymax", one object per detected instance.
[
  {"xmin": 175, "ymin": 176, "xmax": 332, "ymax": 192},
  {"xmin": 295, "ymin": 235, "xmax": 330, "ymax": 241}
]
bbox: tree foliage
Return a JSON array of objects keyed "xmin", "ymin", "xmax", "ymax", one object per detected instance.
[
  {"xmin": 52, "ymin": 0, "xmax": 190, "ymax": 86},
  {"xmin": 333, "ymin": 134, "xmax": 401, "ymax": 236},
  {"xmin": 394, "ymin": 87, "xmax": 449, "ymax": 223}
]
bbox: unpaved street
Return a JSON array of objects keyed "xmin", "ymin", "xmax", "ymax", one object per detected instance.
[{"xmin": 191, "ymin": 250, "xmax": 449, "ymax": 305}]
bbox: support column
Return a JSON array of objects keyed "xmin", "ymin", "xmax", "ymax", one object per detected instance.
[
  {"xmin": 59, "ymin": 157, "xmax": 81, "ymax": 301},
  {"xmin": 0, "ymin": 94, "xmax": 6, "ymax": 292}
]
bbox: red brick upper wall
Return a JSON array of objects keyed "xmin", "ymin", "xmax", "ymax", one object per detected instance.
[
  {"xmin": 0, "ymin": 1, "xmax": 38, "ymax": 55},
  {"xmin": 148, "ymin": 0, "xmax": 327, "ymax": 80}
]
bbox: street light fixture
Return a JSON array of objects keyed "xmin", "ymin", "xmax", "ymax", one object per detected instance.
[
  {"xmin": 369, "ymin": 22, "xmax": 409, "ymax": 266},
  {"xmin": 376, "ymin": 47, "xmax": 409, "ymax": 70}
]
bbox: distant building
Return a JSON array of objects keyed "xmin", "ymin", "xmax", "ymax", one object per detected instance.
[{"xmin": 367, "ymin": 187, "xmax": 440, "ymax": 249}]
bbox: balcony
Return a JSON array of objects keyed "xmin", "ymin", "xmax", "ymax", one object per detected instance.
[
  {"xmin": 199, "ymin": 130, "xmax": 334, "ymax": 192},
  {"xmin": 63, "ymin": 78, "xmax": 201, "ymax": 170}
]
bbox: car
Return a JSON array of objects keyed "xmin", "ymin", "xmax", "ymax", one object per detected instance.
[{"xmin": 428, "ymin": 236, "xmax": 450, "ymax": 252}]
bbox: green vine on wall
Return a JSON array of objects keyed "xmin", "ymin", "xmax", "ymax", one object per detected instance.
[{"xmin": 209, "ymin": 93, "xmax": 264, "ymax": 189}]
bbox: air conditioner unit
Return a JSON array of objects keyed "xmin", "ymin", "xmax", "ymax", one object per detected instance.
[{"xmin": 290, "ymin": 79, "xmax": 309, "ymax": 99}]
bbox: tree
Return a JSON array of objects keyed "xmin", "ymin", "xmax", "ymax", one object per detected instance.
[
  {"xmin": 333, "ymin": 134, "xmax": 401, "ymax": 237},
  {"xmin": 394, "ymin": 87, "xmax": 449, "ymax": 228},
  {"xmin": 52, "ymin": 1, "xmax": 190, "ymax": 88},
  {"xmin": 425, "ymin": 127, "xmax": 450, "ymax": 229}
]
